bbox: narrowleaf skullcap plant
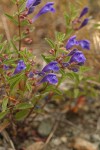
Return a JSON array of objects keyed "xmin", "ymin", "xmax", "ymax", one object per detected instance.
[
  {"xmin": 0, "ymin": 0, "xmax": 91, "ymax": 129},
  {"xmin": 13, "ymin": 60, "xmax": 26, "ymax": 75}
]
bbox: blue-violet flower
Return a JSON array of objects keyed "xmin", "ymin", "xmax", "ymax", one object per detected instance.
[
  {"xmin": 40, "ymin": 73, "xmax": 58, "ymax": 84},
  {"xmin": 42, "ymin": 61, "xmax": 59, "ymax": 73},
  {"xmin": 69, "ymin": 50, "xmax": 86, "ymax": 64},
  {"xmin": 78, "ymin": 40, "xmax": 90, "ymax": 50},
  {"xmin": 14, "ymin": 60, "xmax": 26, "ymax": 75},
  {"xmin": 26, "ymin": 0, "xmax": 41, "ymax": 15},
  {"xmin": 79, "ymin": 18, "xmax": 89, "ymax": 29},
  {"xmin": 32, "ymin": 2, "xmax": 55, "ymax": 22},
  {"xmin": 65, "ymin": 35, "xmax": 79, "ymax": 50},
  {"xmin": 79, "ymin": 7, "xmax": 89, "ymax": 18}
]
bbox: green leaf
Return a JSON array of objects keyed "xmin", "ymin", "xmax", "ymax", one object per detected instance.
[
  {"xmin": 19, "ymin": 2, "xmax": 26, "ymax": 13},
  {"xmin": 10, "ymin": 41, "xmax": 19, "ymax": 54},
  {"xmin": 55, "ymin": 31, "xmax": 66, "ymax": 42},
  {"xmin": 0, "ymin": 40, "xmax": 7, "ymax": 53},
  {"xmin": 74, "ymin": 88, "xmax": 80, "ymax": 98},
  {"xmin": 26, "ymin": 82, "xmax": 32, "ymax": 92},
  {"xmin": 8, "ymin": 73, "xmax": 26, "ymax": 91},
  {"xmin": 0, "ymin": 34, "xmax": 3, "ymax": 42},
  {"xmin": 45, "ymin": 38, "xmax": 55, "ymax": 48},
  {"xmin": 80, "ymin": 66, "xmax": 91, "ymax": 73},
  {"xmin": 41, "ymin": 54, "xmax": 55, "ymax": 63},
  {"xmin": 15, "ymin": 102, "xmax": 33, "ymax": 110},
  {"xmin": 44, "ymin": 85, "xmax": 62, "ymax": 95},
  {"xmin": 0, "ymin": 111, "xmax": 8, "ymax": 120},
  {"xmin": 64, "ymin": 14, "xmax": 70, "ymax": 26},
  {"xmin": 2, "ymin": 98, "xmax": 8, "ymax": 112},
  {"xmin": 5, "ymin": 14, "xmax": 18, "ymax": 25},
  {"xmin": 72, "ymin": 72, "xmax": 80, "ymax": 83},
  {"xmin": 15, "ymin": 109, "xmax": 29, "ymax": 120}
]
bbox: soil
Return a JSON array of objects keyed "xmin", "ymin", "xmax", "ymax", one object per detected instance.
[{"xmin": 0, "ymin": 96, "xmax": 99, "ymax": 150}]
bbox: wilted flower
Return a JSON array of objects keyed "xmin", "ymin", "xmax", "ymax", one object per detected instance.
[
  {"xmin": 79, "ymin": 7, "xmax": 89, "ymax": 18},
  {"xmin": 3, "ymin": 65, "xmax": 10, "ymax": 70},
  {"xmin": 14, "ymin": 60, "xmax": 26, "ymax": 75},
  {"xmin": 65, "ymin": 35, "xmax": 78, "ymax": 50},
  {"xmin": 71, "ymin": 68, "xmax": 79, "ymax": 72},
  {"xmin": 32, "ymin": 2, "xmax": 55, "ymax": 22},
  {"xmin": 28, "ymin": 71, "xmax": 34, "ymax": 78},
  {"xmin": 42, "ymin": 61, "xmax": 59, "ymax": 73},
  {"xmin": 26, "ymin": 0, "xmax": 41, "ymax": 15},
  {"xmin": 40, "ymin": 73, "xmax": 58, "ymax": 84},
  {"xmin": 78, "ymin": 40, "xmax": 90, "ymax": 50}
]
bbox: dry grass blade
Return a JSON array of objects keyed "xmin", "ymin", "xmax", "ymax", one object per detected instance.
[{"xmin": 0, "ymin": 120, "xmax": 10, "ymax": 133}]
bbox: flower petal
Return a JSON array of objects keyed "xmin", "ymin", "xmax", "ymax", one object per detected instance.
[
  {"xmin": 32, "ymin": 2, "xmax": 55, "ymax": 22},
  {"xmin": 14, "ymin": 60, "xmax": 26, "ymax": 75},
  {"xmin": 40, "ymin": 73, "xmax": 58, "ymax": 84},
  {"xmin": 42, "ymin": 61, "xmax": 59, "ymax": 72},
  {"xmin": 65, "ymin": 35, "xmax": 79, "ymax": 50},
  {"xmin": 69, "ymin": 50, "xmax": 86, "ymax": 64},
  {"xmin": 79, "ymin": 7, "xmax": 89, "ymax": 18},
  {"xmin": 79, "ymin": 18, "xmax": 89, "ymax": 29},
  {"xmin": 78, "ymin": 40, "xmax": 90, "ymax": 50}
]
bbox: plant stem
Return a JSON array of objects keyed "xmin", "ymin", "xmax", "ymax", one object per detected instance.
[{"xmin": 16, "ymin": 0, "xmax": 21, "ymax": 52}]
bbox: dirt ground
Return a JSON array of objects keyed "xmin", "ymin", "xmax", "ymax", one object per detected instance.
[{"xmin": 0, "ymin": 96, "xmax": 100, "ymax": 150}]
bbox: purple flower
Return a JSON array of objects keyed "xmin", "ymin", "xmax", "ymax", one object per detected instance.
[
  {"xmin": 14, "ymin": 60, "xmax": 26, "ymax": 75},
  {"xmin": 67, "ymin": 49, "xmax": 78, "ymax": 56},
  {"xmin": 42, "ymin": 61, "xmax": 59, "ymax": 73},
  {"xmin": 27, "ymin": 6, "xmax": 35, "ymax": 15},
  {"xmin": 26, "ymin": 0, "xmax": 41, "ymax": 8},
  {"xmin": 26, "ymin": 0, "xmax": 41, "ymax": 15},
  {"xmin": 78, "ymin": 40, "xmax": 90, "ymax": 50},
  {"xmin": 65, "ymin": 35, "xmax": 79, "ymax": 50},
  {"xmin": 79, "ymin": 7, "xmax": 89, "ymax": 18},
  {"xmin": 32, "ymin": 2, "xmax": 55, "ymax": 22},
  {"xmin": 79, "ymin": 18, "xmax": 89, "ymax": 29},
  {"xmin": 40, "ymin": 73, "xmax": 58, "ymax": 84},
  {"xmin": 3, "ymin": 65, "xmax": 9, "ymax": 70},
  {"xmin": 69, "ymin": 50, "xmax": 86, "ymax": 64}
]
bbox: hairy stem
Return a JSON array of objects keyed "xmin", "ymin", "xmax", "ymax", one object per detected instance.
[{"xmin": 16, "ymin": 0, "xmax": 21, "ymax": 52}]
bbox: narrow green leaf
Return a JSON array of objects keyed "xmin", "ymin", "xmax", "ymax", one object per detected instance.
[
  {"xmin": 15, "ymin": 102, "xmax": 33, "ymax": 110},
  {"xmin": 5, "ymin": 14, "xmax": 18, "ymax": 25},
  {"xmin": 74, "ymin": 88, "xmax": 80, "ymax": 98},
  {"xmin": 41, "ymin": 54, "xmax": 55, "ymax": 63},
  {"xmin": 15, "ymin": 109, "xmax": 29, "ymax": 120},
  {"xmin": 2, "ymin": 98, "xmax": 8, "ymax": 112},
  {"xmin": 10, "ymin": 41, "xmax": 19, "ymax": 54},
  {"xmin": 0, "ymin": 111, "xmax": 8, "ymax": 120},
  {"xmin": 45, "ymin": 38, "xmax": 55, "ymax": 48}
]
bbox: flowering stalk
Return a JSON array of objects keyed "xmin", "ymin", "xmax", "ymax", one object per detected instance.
[{"xmin": 16, "ymin": 0, "xmax": 21, "ymax": 52}]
